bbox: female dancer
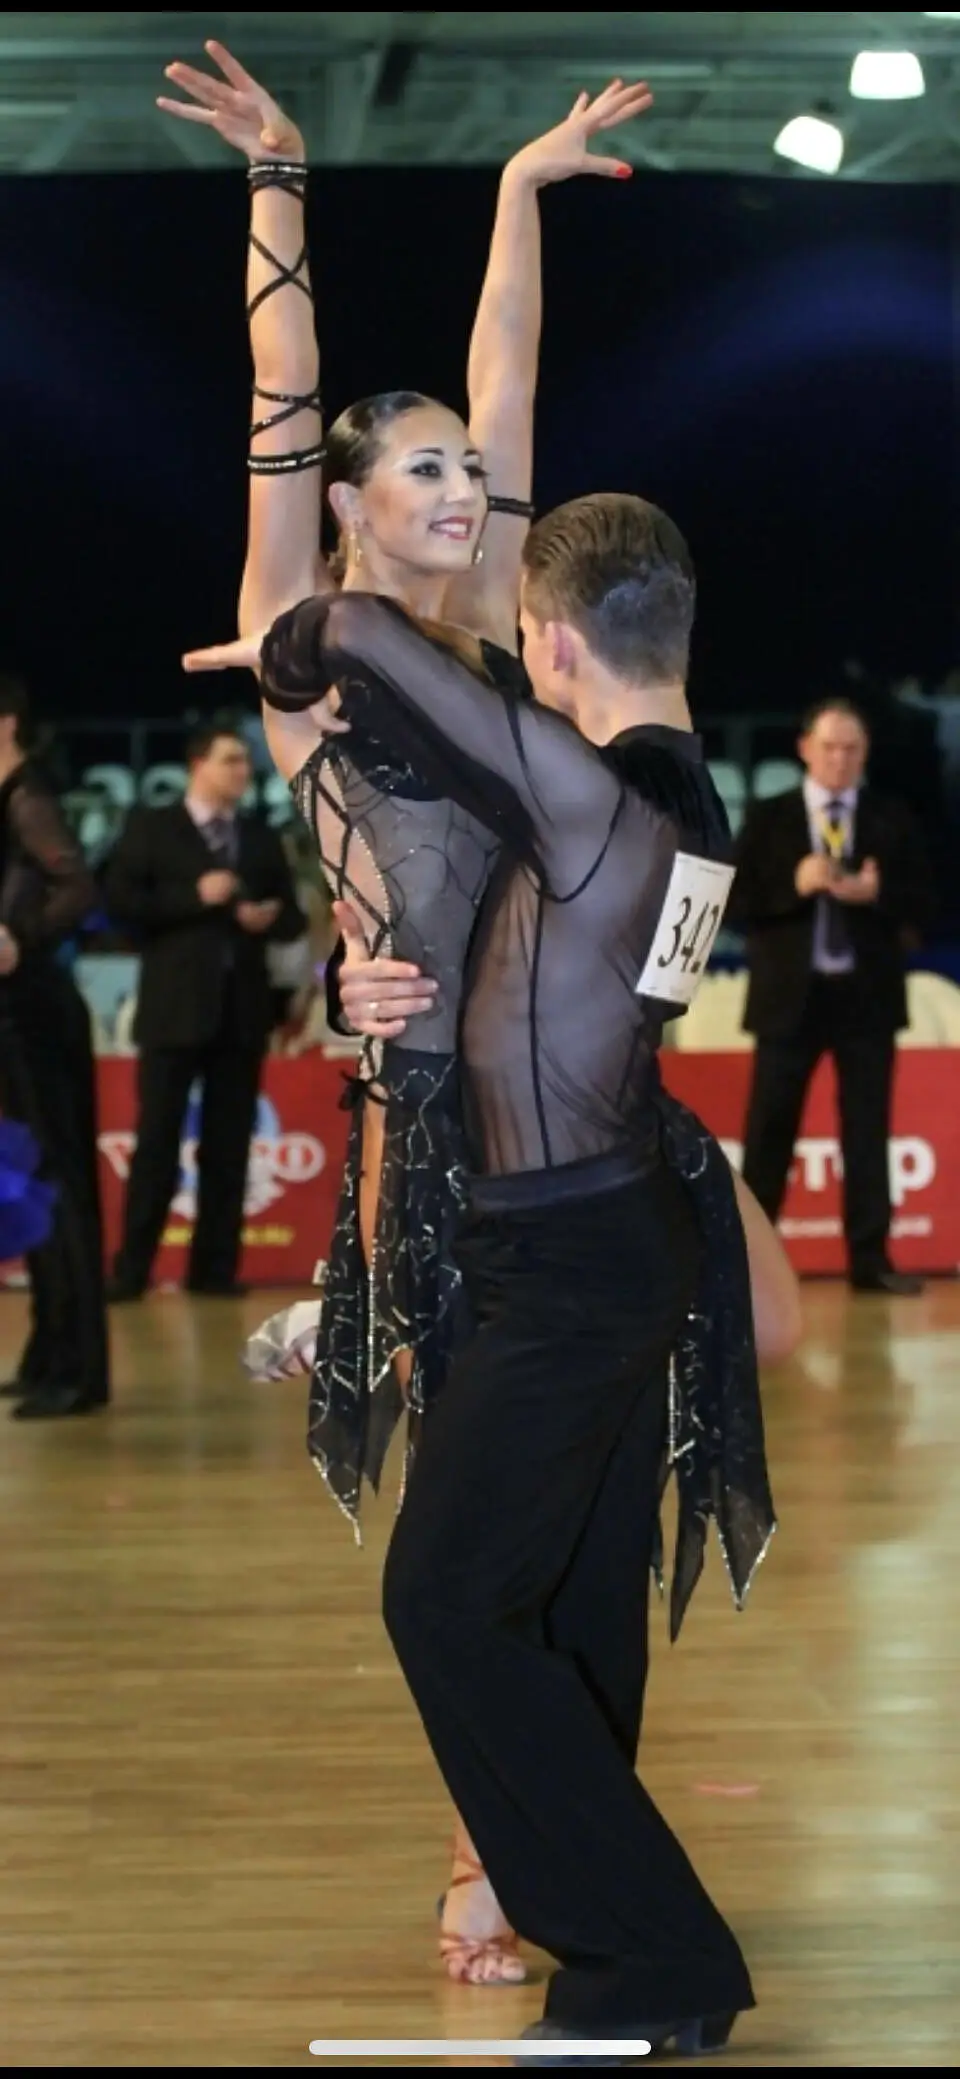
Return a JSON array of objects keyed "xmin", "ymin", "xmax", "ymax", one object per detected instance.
[{"xmin": 161, "ymin": 40, "xmax": 657, "ymax": 1985}]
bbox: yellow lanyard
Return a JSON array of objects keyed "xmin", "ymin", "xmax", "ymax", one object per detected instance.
[{"xmin": 817, "ymin": 806, "xmax": 848, "ymax": 864}]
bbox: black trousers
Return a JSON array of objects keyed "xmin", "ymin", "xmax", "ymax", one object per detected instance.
[
  {"xmin": 383, "ymin": 1159, "xmax": 754, "ymax": 2032},
  {"xmin": 114, "ymin": 1005, "xmax": 263, "ymax": 1293},
  {"xmin": 0, "ymin": 966, "xmax": 109, "ymax": 1398},
  {"xmin": 742, "ymin": 977, "xmax": 895, "ymax": 1279}
]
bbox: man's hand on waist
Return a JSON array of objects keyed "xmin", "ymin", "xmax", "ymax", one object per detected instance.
[{"xmin": 332, "ymin": 897, "xmax": 438, "ymax": 1039}]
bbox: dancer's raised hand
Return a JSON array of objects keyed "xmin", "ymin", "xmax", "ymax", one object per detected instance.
[
  {"xmin": 182, "ymin": 630, "xmax": 265, "ymax": 676},
  {"xmin": 157, "ymin": 39, "xmax": 304, "ymax": 163},
  {"xmin": 506, "ymin": 78, "xmax": 653, "ymax": 188}
]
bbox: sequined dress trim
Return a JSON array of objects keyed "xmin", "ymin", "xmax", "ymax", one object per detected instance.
[{"xmin": 306, "ymin": 1044, "xmax": 469, "ymax": 1534}]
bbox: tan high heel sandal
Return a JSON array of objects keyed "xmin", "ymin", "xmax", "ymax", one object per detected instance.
[{"xmin": 438, "ymin": 1848, "xmax": 527, "ymax": 1986}]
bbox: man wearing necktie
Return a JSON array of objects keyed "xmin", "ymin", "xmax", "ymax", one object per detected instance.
[
  {"xmin": 729, "ymin": 699, "xmax": 936, "ymax": 1296},
  {"xmin": 103, "ymin": 723, "xmax": 306, "ymax": 1299}
]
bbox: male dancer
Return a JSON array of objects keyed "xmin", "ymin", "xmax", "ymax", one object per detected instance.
[{"xmin": 190, "ymin": 492, "xmax": 776, "ymax": 2058}]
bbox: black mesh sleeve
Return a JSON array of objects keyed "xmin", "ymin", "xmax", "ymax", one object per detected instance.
[
  {"xmin": 6, "ymin": 781, "xmax": 96, "ymax": 947},
  {"xmin": 261, "ymin": 592, "xmax": 623, "ymax": 892}
]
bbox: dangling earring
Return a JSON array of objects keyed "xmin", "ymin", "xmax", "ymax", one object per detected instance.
[
  {"xmin": 472, "ymin": 541, "xmax": 484, "ymax": 568},
  {"xmin": 350, "ymin": 530, "xmax": 364, "ymax": 567}
]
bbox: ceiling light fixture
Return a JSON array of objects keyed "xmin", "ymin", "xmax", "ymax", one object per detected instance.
[
  {"xmin": 849, "ymin": 51, "xmax": 926, "ymax": 99},
  {"xmin": 773, "ymin": 114, "xmax": 844, "ymax": 175}
]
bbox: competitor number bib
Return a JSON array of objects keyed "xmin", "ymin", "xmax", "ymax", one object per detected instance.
[{"xmin": 636, "ymin": 851, "xmax": 736, "ymax": 1008}]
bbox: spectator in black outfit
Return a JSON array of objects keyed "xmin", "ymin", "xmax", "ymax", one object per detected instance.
[
  {"xmin": 103, "ymin": 725, "xmax": 305, "ymax": 1299},
  {"xmin": 0, "ymin": 675, "xmax": 109, "ymax": 1420},
  {"xmin": 730, "ymin": 699, "xmax": 936, "ymax": 1295}
]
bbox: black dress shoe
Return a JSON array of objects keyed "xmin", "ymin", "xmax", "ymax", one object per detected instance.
[
  {"xmin": 12, "ymin": 1383, "xmax": 109, "ymax": 1420},
  {"xmin": 186, "ymin": 1280, "xmax": 251, "ymax": 1298},
  {"xmin": 850, "ymin": 1268, "xmax": 925, "ymax": 1296},
  {"xmin": 516, "ymin": 2025, "xmax": 622, "ymax": 2067},
  {"xmin": 517, "ymin": 2011, "xmax": 737, "ymax": 2066},
  {"xmin": 2, "ymin": 1366, "xmax": 47, "ymax": 1398},
  {"xmin": 104, "ymin": 1278, "xmax": 145, "ymax": 1304}
]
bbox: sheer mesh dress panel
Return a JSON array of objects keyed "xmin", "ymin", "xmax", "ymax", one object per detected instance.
[
  {"xmin": 292, "ymin": 746, "xmax": 499, "ymax": 1059},
  {"xmin": 263, "ymin": 593, "xmax": 689, "ymax": 1176},
  {"xmin": 277, "ymin": 629, "xmax": 529, "ymax": 1521},
  {"xmin": 289, "ymin": 641, "xmax": 523, "ymax": 1058}
]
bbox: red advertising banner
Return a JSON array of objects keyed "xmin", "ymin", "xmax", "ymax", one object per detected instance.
[
  {"xmin": 96, "ymin": 1053, "xmax": 351, "ymax": 1287},
  {"xmin": 88, "ymin": 1046, "xmax": 960, "ymax": 1285},
  {"xmin": 660, "ymin": 1048, "xmax": 960, "ymax": 1275}
]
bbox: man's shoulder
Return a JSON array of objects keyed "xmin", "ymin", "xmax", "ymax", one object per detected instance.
[
  {"xmin": 859, "ymin": 784, "xmax": 916, "ymax": 828},
  {"xmin": 740, "ymin": 785, "xmax": 804, "ymax": 833},
  {"xmin": 238, "ymin": 809, "xmax": 281, "ymax": 849},
  {"xmin": 5, "ymin": 760, "xmax": 66, "ymax": 812},
  {"xmin": 128, "ymin": 797, "xmax": 184, "ymax": 819},
  {"xmin": 749, "ymin": 784, "xmax": 803, "ymax": 813},
  {"xmin": 118, "ymin": 800, "xmax": 187, "ymax": 846},
  {"xmin": 609, "ymin": 736, "xmax": 732, "ymax": 858}
]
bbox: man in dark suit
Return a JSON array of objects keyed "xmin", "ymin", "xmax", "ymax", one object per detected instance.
[
  {"xmin": 103, "ymin": 723, "xmax": 306, "ymax": 1299},
  {"xmin": 730, "ymin": 698, "xmax": 936, "ymax": 1296}
]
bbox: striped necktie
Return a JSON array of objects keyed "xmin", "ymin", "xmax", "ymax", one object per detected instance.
[{"xmin": 204, "ymin": 814, "xmax": 236, "ymax": 864}]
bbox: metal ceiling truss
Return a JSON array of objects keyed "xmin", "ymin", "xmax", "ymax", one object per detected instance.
[{"xmin": 0, "ymin": 13, "xmax": 957, "ymax": 179}]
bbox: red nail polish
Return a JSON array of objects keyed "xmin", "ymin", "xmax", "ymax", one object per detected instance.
[{"xmin": 616, "ymin": 164, "xmax": 633, "ymax": 179}]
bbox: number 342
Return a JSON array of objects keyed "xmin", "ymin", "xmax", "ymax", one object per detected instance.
[{"xmin": 658, "ymin": 896, "xmax": 723, "ymax": 977}]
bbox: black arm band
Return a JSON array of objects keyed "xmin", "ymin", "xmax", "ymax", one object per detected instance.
[
  {"xmin": 248, "ymin": 443, "xmax": 326, "ymax": 477},
  {"xmin": 247, "ymin": 161, "xmax": 307, "ymax": 194},
  {"xmin": 248, "ymin": 380, "xmax": 325, "ymax": 475}
]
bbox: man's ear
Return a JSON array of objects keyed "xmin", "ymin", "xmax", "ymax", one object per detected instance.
[{"xmin": 550, "ymin": 620, "xmax": 579, "ymax": 677}]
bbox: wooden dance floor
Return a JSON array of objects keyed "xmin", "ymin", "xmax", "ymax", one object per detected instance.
[{"xmin": 1, "ymin": 1279, "xmax": 958, "ymax": 2068}]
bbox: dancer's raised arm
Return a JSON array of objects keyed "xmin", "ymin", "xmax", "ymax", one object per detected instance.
[
  {"xmin": 446, "ymin": 79, "xmax": 652, "ymax": 651},
  {"xmin": 160, "ymin": 41, "xmax": 326, "ymax": 776}
]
